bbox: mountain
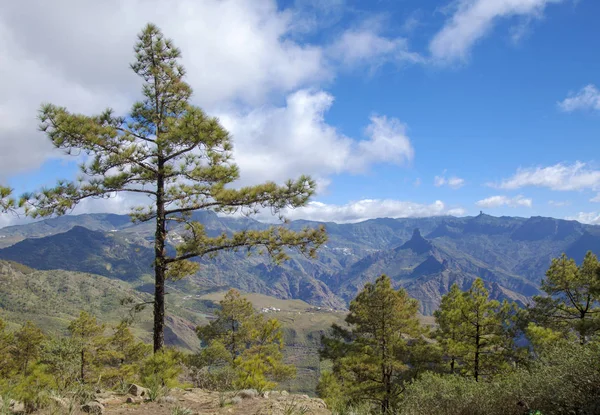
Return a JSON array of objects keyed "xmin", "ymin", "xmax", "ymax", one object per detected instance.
[{"xmin": 1, "ymin": 211, "xmax": 600, "ymax": 314}]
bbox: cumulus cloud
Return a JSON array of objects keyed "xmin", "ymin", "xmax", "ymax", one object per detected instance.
[
  {"xmin": 430, "ymin": 0, "xmax": 565, "ymax": 63},
  {"xmin": 559, "ymin": 84, "xmax": 600, "ymax": 112},
  {"xmin": 219, "ymin": 91, "xmax": 414, "ymax": 186},
  {"xmin": 493, "ymin": 162, "xmax": 600, "ymax": 191},
  {"xmin": 256, "ymin": 199, "xmax": 466, "ymax": 223},
  {"xmin": 566, "ymin": 212, "xmax": 600, "ymax": 225},
  {"xmin": 476, "ymin": 195, "xmax": 532, "ymax": 208},
  {"xmin": 0, "ymin": 0, "xmax": 413, "ymax": 181},
  {"xmin": 434, "ymin": 173, "xmax": 465, "ymax": 189}
]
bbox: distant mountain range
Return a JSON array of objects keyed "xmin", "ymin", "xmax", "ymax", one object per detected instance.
[{"xmin": 1, "ymin": 211, "xmax": 599, "ymax": 314}]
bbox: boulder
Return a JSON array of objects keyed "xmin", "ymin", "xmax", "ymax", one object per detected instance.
[
  {"xmin": 128, "ymin": 383, "xmax": 148, "ymax": 397},
  {"xmin": 238, "ymin": 389, "xmax": 259, "ymax": 399},
  {"xmin": 81, "ymin": 401, "xmax": 104, "ymax": 414},
  {"xmin": 9, "ymin": 400, "xmax": 25, "ymax": 414}
]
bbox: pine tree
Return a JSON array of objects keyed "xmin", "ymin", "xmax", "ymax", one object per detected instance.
[
  {"xmin": 68, "ymin": 311, "xmax": 106, "ymax": 383},
  {"xmin": 435, "ymin": 278, "xmax": 519, "ymax": 381},
  {"xmin": 319, "ymin": 275, "xmax": 427, "ymax": 413},
  {"xmin": 12, "ymin": 321, "xmax": 45, "ymax": 376},
  {"xmin": 196, "ymin": 289, "xmax": 294, "ymax": 391},
  {"xmin": 433, "ymin": 283, "xmax": 463, "ymax": 373},
  {"xmin": 99, "ymin": 321, "xmax": 151, "ymax": 387},
  {"xmin": 21, "ymin": 23, "xmax": 327, "ymax": 353},
  {"xmin": 535, "ymin": 252, "xmax": 600, "ymax": 344},
  {"xmin": 0, "ymin": 318, "xmax": 15, "ymax": 377}
]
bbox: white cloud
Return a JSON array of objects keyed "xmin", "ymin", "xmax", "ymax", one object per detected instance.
[
  {"xmin": 328, "ymin": 21, "xmax": 423, "ymax": 69},
  {"xmin": 219, "ymin": 91, "xmax": 414, "ymax": 187},
  {"xmin": 434, "ymin": 173, "xmax": 465, "ymax": 189},
  {"xmin": 566, "ymin": 212, "xmax": 600, "ymax": 225},
  {"xmin": 591, "ymin": 194, "xmax": 600, "ymax": 203},
  {"xmin": 476, "ymin": 195, "xmax": 532, "ymax": 208},
  {"xmin": 494, "ymin": 162, "xmax": 600, "ymax": 191},
  {"xmin": 548, "ymin": 200, "xmax": 571, "ymax": 207},
  {"xmin": 257, "ymin": 199, "xmax": 466, "ymax": 223},
  {"xmin": 558, "ymin": 84, "xmax": 600, "ymax": 112},
  {"xmin": 430, "ymin": 0, "xmax": 565, "ymax": 63},
  {"xmin": 0, "ymin": 0, "xmax": 416, "ymax": 189}
]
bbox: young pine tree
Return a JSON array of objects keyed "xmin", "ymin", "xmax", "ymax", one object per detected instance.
[
  {"xmin": 319, "ymin": 275, "xmax": 427, "ymax": 414},
  {"xmin": 531, "ymin": 252, "xmax": 600, "ymax": 345},
  {"xmin": 435, "ymin": 278, "xmax": 519, "ymax": 381},
  {"xmin": 196, "ymin": 289, "xmax": 294, "ymax": 391},
  {"xmin": 12, "ymin": 321, "xmax": 45, "ymax": 376},
  {"xmin": 68, "ymin": 311, "xmax": 106, "ymax": 383},
  {"xmin": 433, "ymin": 283, "xmax": 464, "ymax": 374},
  {"xmin": 0, "ymin": 318, "xmax": 15, "ymax": 378},
  {"xmin": 21, "ymin": 23, "xmax": 327, "ymax": 353}
]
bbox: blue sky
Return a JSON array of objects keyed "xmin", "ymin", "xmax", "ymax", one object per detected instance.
[{"xmin": 1, "ymin": 0, "xmax": 600, "ymax": 224}]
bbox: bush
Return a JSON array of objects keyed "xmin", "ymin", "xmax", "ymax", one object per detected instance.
[
  {"xmin": 140, "ymin": 349, "xmax": 184, "ymax": 400},
  {"xmin": 399, "ymin": 342, "xmax": 600, "ymax": 415}
]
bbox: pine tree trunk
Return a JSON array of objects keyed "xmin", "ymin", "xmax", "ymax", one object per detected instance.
[
  {"xmin": 153, "ymin": 167, "xmax": 167, "ymax": 353},
  {"xmin": 474, "ymin": 322, "xmax": 480, "ymax": 382},
  {"xmin": 81, "ymin": 348, "xmax": 85, "ymax": 383}
]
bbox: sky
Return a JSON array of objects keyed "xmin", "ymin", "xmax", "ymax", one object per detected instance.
[{"xmin": 1, "ymin": 0, "xmax": 600, "ymax": 225}]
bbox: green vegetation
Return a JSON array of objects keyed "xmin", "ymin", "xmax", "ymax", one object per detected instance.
[
  {"xmin": 433, "ymin": 279, "xmax": 521, "ymax": 380},
  {"xmin": 1, "ymin": 246, "xmax": 599, "ymax": 413},
  {"xmin": 193, "ymin": 289, "xmax": 295, "ymax": 392},
  {"xmin": 318, "ymin": 275, "xmax": 434, "ymax": 413},
  {"xmin": 21, "ymin": 22, "xmax": 327, "ymax": 352},
  {"xmin": 317, "ymin": 251, "xmax": 600, "ymax": 414}
]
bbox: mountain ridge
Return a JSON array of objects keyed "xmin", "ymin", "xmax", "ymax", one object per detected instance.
[{"xmin": 1, "ymin": 212, "xmax": 599, "ymax": 314}]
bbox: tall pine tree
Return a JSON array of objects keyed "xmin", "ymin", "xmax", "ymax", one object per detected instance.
[{"xmin": 21, "ymin": 24, "xmax": 327, "ymax": 352}]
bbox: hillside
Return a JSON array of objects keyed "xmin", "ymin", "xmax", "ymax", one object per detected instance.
[
  {"xmin": 1, "ymin": 212, "xmax": 599, "ymax": 314},
  {"xmin": 0, "ymin": 260, "xmax": 202, "ymax": 349}
]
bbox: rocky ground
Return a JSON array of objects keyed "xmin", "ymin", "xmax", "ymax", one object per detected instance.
[{"xmin": 14, "ymin": 386, "xmax": 331, "ymax": 415}]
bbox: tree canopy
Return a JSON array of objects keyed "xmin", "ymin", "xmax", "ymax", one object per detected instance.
[{"xmin": 21, "ymin": 23, "xmax": 327, "ymax": 352}]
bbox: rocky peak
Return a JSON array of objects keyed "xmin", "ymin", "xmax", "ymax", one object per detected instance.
[{"xmin": 398, "ymin": 228, "xmax": 433, "ymax": 255}]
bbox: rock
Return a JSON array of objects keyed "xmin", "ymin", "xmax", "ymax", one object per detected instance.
[
  {"xmin": 230, "ymin": 396, "xmax": 242, "ymax": 405},
  {"xmin": 238, "ymin": 389, "xmax": 259, "ymax": 399},
  {"xmin": 125, "ymin": 397, "xmax": 141, "ymax": 404},
  {"xmin": 261, "ymin": 391, "xmax": 270, "ymax": 399},
  {"xmin": 81, "ymin": 401, "xmax": 104, "ymax": 414},
  {"xmin": 280, "ymin": 390, "xmax": 289, "ymax": 396},
  {"xmin": 314, "ymin": 398, "xmax": 328, "ymax": 408},
  {"xmin": 9, "ymin": 400, "xmax": 25, "ymax": 414},
  {"xmin": 50, "ymin": 396, "xmax": 69, "ymax": 408},
  {"xmin": 158, "ymin": 396, "xmax": 177, "ymax": 404},
  {"xmin": 128, "ymin": 383, "xmax": 148, "ymax": 397}
]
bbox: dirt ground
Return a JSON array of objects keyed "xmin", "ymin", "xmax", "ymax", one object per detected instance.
[{"xmin": 90, "ymin": 388, "xmax": 331, "ymax": 415}]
